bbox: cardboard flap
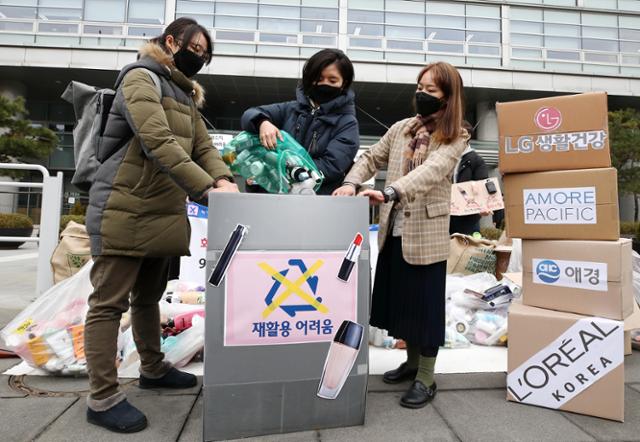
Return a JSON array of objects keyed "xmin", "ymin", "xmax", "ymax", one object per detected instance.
[{"xmin": 497, "ymin": 92, "xmax": 608, "ymax": 137}]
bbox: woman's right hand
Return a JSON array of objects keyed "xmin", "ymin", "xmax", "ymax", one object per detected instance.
[
  {"xmin": 332, "ymin": 184, "xmax": 356, "ymax": 197},
  {"xmin": 259, "ymin": 120, "xmax": 283, "ymax": 150}
]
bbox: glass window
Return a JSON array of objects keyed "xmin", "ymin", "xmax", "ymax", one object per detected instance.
[
  {"xmin": 1, "ymin": 6, "xmax": 36, "ymax": 18},
  {"xmin": 128, "ymin": 26, "xmax": 163, "ymax": 37},
  {"xmin": 582, "ymin": 26, "xmax": 617, "ymax": 39},
  {"xmin": 621, "ymin": 41, "xmax": 640, "ymax": 52},
  {"xmin": 387, "ymin": 39, "xmax": 423, "ymax": 50},
  {"xmin": 620, "ymin": 16, "xmax": 640, "ymax": 29},
  {"xmin": 467, "ymin": 31, "xmax": 500, "ymax": 43},
  {"xmin": 301, "ymin": 20, "xmax": 338, "ymax": 34},
  {"xmin": 545, "ymin": 36, "xmax": 580, "ymax": 49},
  {"xmin": 386, "ymin": 12, "xmax": 423, "ymax": 27},
  {"xmin": 302, "ymin": 35, "xmax": 336, "ymax": 45},
  {"xmin": 512, "ymin": 33, "xmax": 543, "ymax": 46},
  {"xmin": 466, "ymin": 4, "xmax": 500, "ymax": 19},
  {"xmin": 257, "ymin": 45, "xmax": 299, "ymax": 56},
  {"xmin": 259, "ymin": 5, "xmax": 299, "ymax": 19},
  {"xmin": 619, "ymin": 0, "xmax": 640, "ymax": 11},
  {"xmin": 85, "ymin": 25, "xmax": 122, "ymax": 35},
  {"xmin": 428, "ymin": 15, "xmax": 465, "ymax": 29},
  {"xmin": 0, "ymin": 0, "xmax": 36, "ymax": 5},
  {"xmin": 583, "ymin": 0, "xmax": 616, "ymax": 8},
  {"xmin": 0, "ymin": 21, "xmax": 33, "ymax": 31},
  {"xmin": 426, "ymin": 27, "xmax": 464, "ymax": 41},
  {"xmin": 466, "ymin": 17, "xmax": 499, "ymax": 32},
  {"xmin": 215, "ymin": 2, "xmax": 257, "ymax": 16},
  {"xmin": 301, "ymin": 7, "xmax": 337, "ymax": 20},
  {"xmin": 129, "ymin": 0, "xmax": 165, "ymax": 24},
  {"xmin": 386, "ymin": 52, "xmax": 425, "ymax": 62},
  {"xmin": 348, "ymin": 10, "xmax": 384, "ymax": 23},
  {"xmin": 216, "ymin": 30, "xmax": 254, "ymax": 41},
  {"xmin": 543, "ymin": 0, "xmax": 575, "ymax": 5},
  {"xmin": 177, "ymin": 12, "xmax": 213, "ymax": 27},
  {"xmin": 215, "ymin": 15, "xmax": 254, "ymax": 29},
  {"xmin": 386, "ymin": 0, "xmax": 423, "ymax": 13},
  {"xmin": 177, "ymin": 1, "xmax": 211, "ymax": 14},
  {"xmin": 38, "ymin": 7, "xmax": 82, "ymax": 20},
  {"xmin": 259, "ymin": 18, "xmax": 299, "ymax": 33},
  {"xmin": 585, "ymin": 52, "xmax": 618, "ymax": 63},
  {"xmin": 545, "ymin": 24, "xmax": 579, "ymax": 37},
  {"xmin": 84, "ymin": 0, "xmax": 125, "ymax": 22},
  {"xmin": 622, "ymin": 55, "xmax": 640, "ymax": 64},
  {"xmin": 510, "ymin": 20, "xmax": 543, "ymax": 34},
  {"xmin": 39, "ymin": 23, "xmax": 78, "ymax": 33},
  {"xmin": 620, "ymin": 28, "xmax": 640, "ymax": 41},
  {"xmin": 385, "ymin": 26, "xmax": 424, "ymax": 39},
  {"xmin": 512, "ymin": 48, "xmax": 542, "ymax": 58},
  {"xmin": 348, "ymin": 49, "xmax": 384, "ymax": 61},
  {"xmin": 547, "ymin": 50, "xmax": 580, "ymax": 60},
  {"xmin": 582, "ymin": 38, "xmax": 618, "ymax": 51},
  {"xmin": 429, "ymin": 42, "xmax": 463, "ymax": 53},
  {"xmin": 510, "ymin": 8, "xmax": 542, "ymax": 21},
  {"xmin": 468, "ymin": 45, "xmax": 500, "ymax": 55},
  {"xmin": 302, "ymin": 0, "xmax": 338, "ymax": 6},
  {"xmin": 39, "ymin": 0, "xmax": 81, "ymax": 6},
  {"xmin": 348, "ymin": 23, "xmax": 383, "ymax": 36},
  {"xmin": 261, "ymin": 0, "xmax": 298, "ymax": 6},
  {"xmin": 348, "ymin": 0, "xmax": 383, "ymax": 10},
  {"xmin": 426, "ymin": 2, "xmax": 464, "ymax": 16},
  {"xmin": 260, "ymin": 33, "xmax": 297, "ymax": 43},
  {"xmin": 544, "ymin": 10, "xmax": 579, "ymax": 24},
  {"xmin": 349, "ymin": 37, "xmax": 382, "ymax": 48},
  {"xmin": 581, "ymin": 13, "xmax": 617, "ymax": 27}
]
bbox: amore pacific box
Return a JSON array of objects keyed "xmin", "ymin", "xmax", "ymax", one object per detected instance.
[{"xmin": 503, "ymin": 168, "xmax": 619, "ymax": 241}]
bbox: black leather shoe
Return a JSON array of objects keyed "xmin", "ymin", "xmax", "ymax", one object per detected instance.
[
  {"xmin": 139, "ymin": 367, "xmax": 198, "ymax": 389},
  {"xmin": 400, "ymin": 380, "xmax": 437, "ymax": 409},
  {"xmin": 382, "ymin": 362, "xmax": 418, "ymax": 384},
  {"xmin": 87, "ymin": 399, "xmax": 147, "ymax": 433}
]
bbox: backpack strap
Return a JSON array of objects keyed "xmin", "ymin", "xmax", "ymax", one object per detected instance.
[{"xmin": 141, "ymin": 68, "xmax": 162, "ymax": 99}]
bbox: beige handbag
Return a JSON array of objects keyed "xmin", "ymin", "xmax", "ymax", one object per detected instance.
[
  {"xmin": 50, "ymin": 221, "xmax": 91, "ymax": 283},
  {"xmin": 447, "ymin": 233, "xmax": 497, "ymax": 275}
]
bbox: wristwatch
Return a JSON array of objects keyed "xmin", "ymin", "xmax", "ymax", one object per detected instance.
[{"xmin": 383, "ymin": 186, "xmax": 397, "ymax": 203}]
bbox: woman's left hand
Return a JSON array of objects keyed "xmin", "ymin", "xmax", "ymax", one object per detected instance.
[
  {"xmin": 358, "ymin": 189, "xmax": 385, "ymax": 206},
  {"xmin": 212, "ymin": 179, "xmax": 239, "ymax": 193}
]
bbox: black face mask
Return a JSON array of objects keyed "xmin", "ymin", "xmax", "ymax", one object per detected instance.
[
  {"xmin": 173, "ymin": 47, "xmax": 205, "ymax": 78},
  {"xmin": 309, "ymin": 84, "xmax": 342, "ymax": 105},
  {"xmin": 415, "ymin": 92, "xmax": 443, "ymax": 117}
]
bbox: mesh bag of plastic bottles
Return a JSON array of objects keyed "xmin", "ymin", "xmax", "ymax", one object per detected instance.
[{"xmin": 222, "ymin": 131, "xmax": 323, "ymax": 194}]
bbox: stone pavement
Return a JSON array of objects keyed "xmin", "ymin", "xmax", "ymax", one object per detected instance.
[
  {"xmin": 2, "ymin": 244, "xmax": 640, "ymax": 441},
  {"xmin": 0, "ymin": 352, "xmax": 639, "ymax": 442}
]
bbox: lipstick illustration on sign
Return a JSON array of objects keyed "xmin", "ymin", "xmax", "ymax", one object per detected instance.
[
  {"xmin": 208, "ymin": 224, "xmax": 248, "ymax": 287},
  {"xmin": 317, "ymin": 320, "xmax": 364, "ymax": 400},
  {"xmin": 337, "ymin": 232, "xmax": 363, "ymax": 282}
]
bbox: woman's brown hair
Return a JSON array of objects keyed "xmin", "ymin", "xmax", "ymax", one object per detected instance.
[{"xmin": 416, "ymin": 62, "xmax": 465, "ymax": 145}]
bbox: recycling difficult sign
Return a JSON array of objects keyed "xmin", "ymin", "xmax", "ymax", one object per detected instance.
[{"xmin": 223, "ymin": 251, "xmax": 358, "ymax": 346}]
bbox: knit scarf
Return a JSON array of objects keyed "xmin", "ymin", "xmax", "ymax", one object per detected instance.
[{"xmin": 402, "ymin": 111, "xmax": 443, "ymax": 175}]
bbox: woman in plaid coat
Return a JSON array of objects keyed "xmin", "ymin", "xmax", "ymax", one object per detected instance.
[{"xmin": 333, "ymin": 62, "xmax": 469, "ymax": 409}]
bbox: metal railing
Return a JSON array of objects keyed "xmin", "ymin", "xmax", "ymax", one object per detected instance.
[{"xmin": 0, "ymin": 163, "xmax": 63, "ymax": 296}]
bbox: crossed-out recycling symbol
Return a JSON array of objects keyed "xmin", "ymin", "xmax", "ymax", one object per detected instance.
[{"xmin": 259, "ymin": 258, "xmax": 328, "ymax": 319}]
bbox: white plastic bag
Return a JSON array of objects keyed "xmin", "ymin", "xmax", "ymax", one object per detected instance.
[
  {"xmin": 0, "ymin": 261, "xmax": 94, "ymax": 374},
  {"xmin": 506, "ymin": 238, "xmax": 522, "ymax": 273},
  {"xmin": 632, "ymin": 250, "xmax": 640, "ymax": 305}
]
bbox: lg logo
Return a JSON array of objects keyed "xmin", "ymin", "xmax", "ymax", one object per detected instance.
[
  {"xmin": 536, "ymin": 260, "xmax": 560, "ymax": 283},
  {"xmin": 534, "ymin": 107, "xmax": 562, "ymax": 131}
]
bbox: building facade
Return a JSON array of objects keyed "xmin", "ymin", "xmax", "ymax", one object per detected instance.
[{"xmin": 0, "ymin": 0, "xmax": 639, "ymax": 217}]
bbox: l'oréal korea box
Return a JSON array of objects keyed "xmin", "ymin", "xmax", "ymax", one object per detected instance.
[
  {"xmin": 507, "ymin": 302, "xmax": 624, "ymax": 421},
  {"xmin": 497, "ymin": 92, "xmax": 611, "ymax": 174},
  {"xmin": 522, "ymin": 239, "xmax": 633, "ymax": 320},
  {"xmin": 504, "ymin": 167, "xmax": 619, "ymax": 240}
]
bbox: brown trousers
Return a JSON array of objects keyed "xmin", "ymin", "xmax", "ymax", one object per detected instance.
[{"xmin": 85, "ymin": 255, "xmax": 171, "ymax": 402}]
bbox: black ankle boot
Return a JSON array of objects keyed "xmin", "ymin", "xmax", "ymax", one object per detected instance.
[
  {"xmin": 400, "ymin": 380, "xmax": 437, "ymax": 409},
  {"xmin": 139, "ymin": 367, "xmax": 198, "ymax": 389},
  {"xmin": 382, "ymin": 362, "xmax": 418, "ymax": 384},
  {"xmin": 87, "ymin": 399, "xmax": 147, "ymax": 433}
]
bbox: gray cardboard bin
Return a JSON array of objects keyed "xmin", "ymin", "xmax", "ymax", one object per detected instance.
[{"xmin": 204, "ymin": 193, "xmax": 370, "ymax": 441}]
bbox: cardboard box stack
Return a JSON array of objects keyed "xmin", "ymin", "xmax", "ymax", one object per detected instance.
[{"xmin": 497, "ymin": 92, "xmax": 639, "ymax": 422}]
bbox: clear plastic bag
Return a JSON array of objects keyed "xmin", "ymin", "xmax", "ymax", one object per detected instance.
[
  {"xmin": 0, "ymin": 261, "xmax": 93, "ymax": 374},
  {"xmin": 222, "ymin": 131, "xmax": 324, "ymax": 194},
  {"xmin": 632, "ymin": 250, "xmax": 640, "ymax": 306},
  {"xmin": 445, "ymin": 273, "xmax": 510, "ymax": 346}
]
